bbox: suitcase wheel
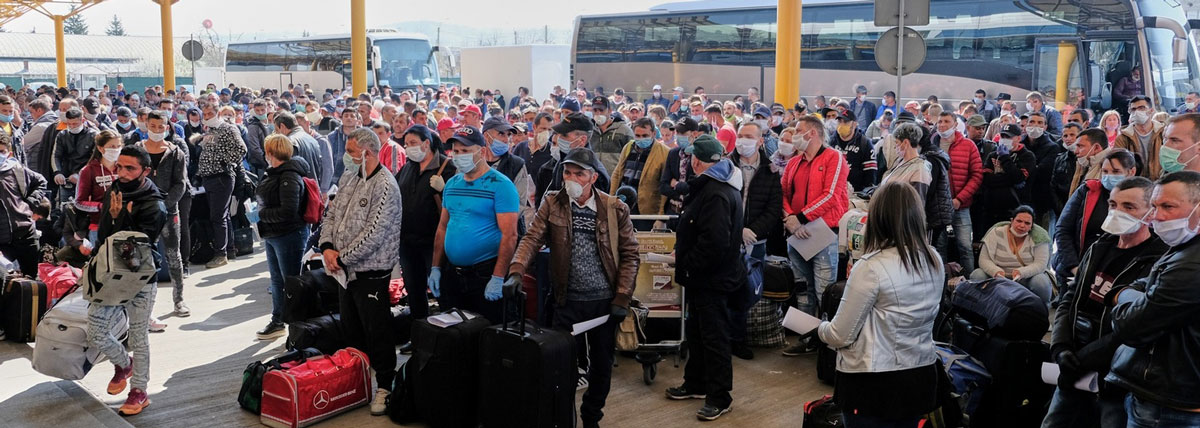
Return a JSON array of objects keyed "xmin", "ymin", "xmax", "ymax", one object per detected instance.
[{"xmin": 642, "ymin": 362, "xmax": 657, "ymax": 385}]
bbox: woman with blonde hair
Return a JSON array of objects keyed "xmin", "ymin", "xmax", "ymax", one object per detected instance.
[
  {"xmin": 1100, "ymin": 110, "xmax": 1122, "ymax": 144},
  {"xmin": 253, "ymin": 133, "xmax": 312, "ymax": 340}
]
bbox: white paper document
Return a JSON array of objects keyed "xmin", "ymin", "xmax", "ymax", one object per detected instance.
[
  {"xmin": 428, "ymin": 311, "xmax": 478, "ymax": 328},
  {"xmin": 329, "ymin": 268, "xmax": 348, "ymax": 289},
  {"xmin": 782, "ymin": 306, "xmax": 822, "ymax": 335},
  {"xmin": 644, "ymin": 253, "xmax": 676, "ymax": 264},
  {"xmin": 572, "ymin": 315, "xmax": 610, "ymax": 336},
  {"xmin": 787, "ymin": 220, "xmax": 838, "ymax": 261},
  {"xmin": 1040, "ymin": 362, "xmax": 1100, "ymax": 393}
]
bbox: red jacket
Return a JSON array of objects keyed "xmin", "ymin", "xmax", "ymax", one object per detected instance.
[
  {"xmin": 943, "ymin": 131, "xmax": 984, "ymax": 208},
  {"xmin": 782, "ymin": 146, "xmax": 849, "ymax": 229}
]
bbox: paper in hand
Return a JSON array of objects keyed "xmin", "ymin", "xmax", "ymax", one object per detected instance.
[
  {"xmin": 787, "ymin": 220, "xmax": 838, "ymax": 261},
  {"xmin": 572, "ymin": 315, "xmax": 610, "ymax": 336},
  {"xmin": 782, "ymin": 306, "xmax": 822, "ymax": 335},
  {"xmin": 1040, "ymin": 362, "xmax": 1100, "ymax": 393}
]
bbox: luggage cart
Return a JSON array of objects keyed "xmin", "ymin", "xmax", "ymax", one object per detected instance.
[{"xmin": 627, "ymin": 215, "xmax": 686, "ymax": 385}]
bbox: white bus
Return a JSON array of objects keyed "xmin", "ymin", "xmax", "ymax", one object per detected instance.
[{"xmin": 226, "ymin": 30, "xmax": 440, "ymax": 93}]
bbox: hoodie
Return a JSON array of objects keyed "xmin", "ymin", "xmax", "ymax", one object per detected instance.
[
  {"xmin": 97, "ymin": 177, "xmax": 167, "ymax": 245},
  {"xmin": 589, "ymin": 113, "xmax": 634, "ymax": 174},
  {"xmin": 675, "ymin": 158, "xmax": 746, "ymax": 292}
]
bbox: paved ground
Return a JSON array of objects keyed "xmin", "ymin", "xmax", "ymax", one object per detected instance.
[{"xmin": 0, "ymin": 246, "xmax": 831, "ymax": 427}]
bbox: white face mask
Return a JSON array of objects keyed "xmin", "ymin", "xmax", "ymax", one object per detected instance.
[
  {"xmin": 148, "ymin": 130, "xmax": 167, "ymax": 142},
  {"xmin": 1010, "ymin": 226, "xmax": 1029, "ymax": 238},
  {"xmin": 564, "ymin": 179, "xmax": 584, "ymax": 199},
  {"xmin": 1152, "ymin": 203, "xmax": 1200, "ymax": 246},
  {"xmin": 1026, "ymin": 126, "xmax": 1045, "ymax": 139},
  {"xmin": 1101, "ymin": 209, "xmax": 1147, "ymax": 235},
  {"xmin": 102, "ymin": 147, "xmax": 120, "ymax": 163},
  {"xmin": 594, "ymin": 114, "xmax": 609, "ymax": 126},
  {"xmin": 204, "ymin": 115, "xmax": 222, "ymax": 128},
  {"xmin": 735, "ymin": 138, "xmax": 758, "ymax": 157},
  {"xmin": 1025, "ymin": 102, "xmax": 1037, "ymax": 112},
  {"xmin": 405, "ymin": 145, "xmax": 427, "ymax": 163},
  {"xmin": 1130, "ymin": 110, "xmax": 1151, "ymax": 125},
  {"xmin": 536, "ymin": 130, "xmax": 550, "ymax": 147},
  {"xmin": 938, "ymin": 128, "xmax": 954, "ymax": 140},
  {"xmin": 754, "ymin": 119, "xmax": 769, "ymax": 130},
  {"xmin": 792, "ymin": 133, "xmax": 812, "ymax": 154},
  {"xmin": 999, "ymin": 138, "xmax": 1014, "ymax": 150},
  {"xmin": 306, "ymin": 111, "xmax": 322, "ymax": 124},
  {"xmin": 777, "ymin": 141, "xmax": 795, "ymax": 156},
  {"xmin": 68, "ymin": 124, "xmax": 84, "ymax": 134}
]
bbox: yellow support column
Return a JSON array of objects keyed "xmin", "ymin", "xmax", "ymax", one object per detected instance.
[
  {"xmin": 54, "ymin": 15, "xmax": 65, "ymax": 88},
  {"xmin": 158, "ymin": 0, "xmax": 176, "ymax": 91},
  {"xmin": 351, "ymin": 0, "xmax": 367, "ymax": 95},
  {"xmin": 1054, "ymin": 41, "xmax": 1077, "ymax": 110},
  {"xmin": 774, "ymin": 0, "xmax": 802, "ymax": 107}
]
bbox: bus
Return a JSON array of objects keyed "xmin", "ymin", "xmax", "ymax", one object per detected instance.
[
  {"xmin": 572, "ymin": 0, "xmax": 1200, "ymax": 114},
  {"xmin": 226, "ymin": 30, "xmax": 440, "ymax": 93}
]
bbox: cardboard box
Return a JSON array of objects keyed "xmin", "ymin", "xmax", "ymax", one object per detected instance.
[{"xmin": 633, "ymin": 232, "xmax": 681, "ymax": 309}]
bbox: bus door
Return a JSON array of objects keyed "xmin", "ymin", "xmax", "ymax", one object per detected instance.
[
  {"xmin": 1079, "ymin": 33, "xmax": 1141, "ymax": 120},
  {"xmin": 1032, "ymin": 38, "xmax": 1085, "ymax": 116}
]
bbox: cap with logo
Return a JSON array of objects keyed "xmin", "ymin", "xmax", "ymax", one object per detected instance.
[
  {"xmin": 448, "ymin": 125, "xmax": 486, "ymax": 147},
  {"xmin": 552, "ymin": 112, "xmax": 594, "ymax": 135},
  {"xmin": 591, "ymin": 96, "xmax": 611, "ymax": 111},
  {"xmin": 999, "ymin": 124, "xmax": 1022, "ymax": 138}
]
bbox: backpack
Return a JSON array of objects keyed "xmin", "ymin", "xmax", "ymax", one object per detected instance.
[
  {"xmin": 951, "ymin": 278, "xmax": 1049, "ymax": 340},
  {"xmin": 80, "ymin": 230, "xmax": 157, "ymax": 305},
  {"xmin": 300, "ymin": 176, "xmax": 324, "ymax": 224}
]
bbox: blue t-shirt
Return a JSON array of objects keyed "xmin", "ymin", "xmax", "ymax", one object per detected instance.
[{"xmin": 442, "ymin": 168, "xmax": 520, "ymax": 266}]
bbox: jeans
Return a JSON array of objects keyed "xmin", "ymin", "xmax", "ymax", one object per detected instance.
[
  {"xmin": 265, "ymin": 228, "xmax": 310, "ymax": 323},
  {"xmin": 397, "ymin": 241, "xmax": 433, "ymax": 319},
  {"xmin": 969, "ymin": 269, "xmax": 1053, "ymax": 309},
  {"xmin": 787, "ymin": 239, "xmax": 839, "ymax": 317},
  {"xmin": 842, "ymin": 412, "xmax": 922, "ymax": 428},
  {"xmin": 440, "ymin": 259, "xmax": 504, "ymax": 325},
  {"xmin": 87, "ymin": 282, "xmax": 155, "ymax": 391},
  {"xmin": 0, "ymin": 238, "xmax": 40, "ymax": 278},
  {"xmin": 552, "ymin": 299, "xmax": 610, "ymax": 424},
  {"xmin": 682, "ymin": 286, "xmax": 735, "ymax": 409},
  {"xmin": 339, "ymin": 270, "xmax": 396, "ymax": 390},
  {"xmin": 202, "ymin": 174, "xmax": 235, "ymax": 253},
  {"xmin": 1126, "ymin": 394, "xmax": 1200, "ymax": 428},
  {"xmin": 936, "ymin": 208, "xmax": 975, "ymax": 273},
  {"xmin": 159, "ymin": 213, "xmax": 185, "ymax": 303},
  {"xmin": 1041, "ymin": 386, "xmax": 1126, "ymax": 428}
]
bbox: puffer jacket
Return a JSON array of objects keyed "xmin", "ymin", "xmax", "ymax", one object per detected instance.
[
  {"xmin": 978, "ymin": 221, "xmax": 1051, "ymax": 280},
  {"xmin": 509, "ymin": 189, "xmax": 640, "ymax": 308},
  {"xmin": 244, "ymin": 116, "xmax": 269, "ymax": 171},
  {"xmin": 979, "ymin": 146, "xmax": 1037, "ymax": 228},
  {"xmin": 1052, "ymin": 180, "xmax": 1108, "ymax": 277},
  {"xmin": 1050, "ymin": 150, "xmax": 1076, "ymax": 213},
  {"xmin": 920, "ymin": 146, "xmax": 954, "ymax": 229},
  {"xmin": 318, "ymin": 164, "xmax": 402, "ymax": 275},
  {"xmin": 22, "ymin": 111, "xmax": 57, "ymax": 180},
  {"xmin": 935, "ymin": 131, "xmax": 983, "ymax": 208},
  {"xmin": 133, "ymin": 136, "xmax": 189, "ymax": 214},
  {"xmin": 818, "ymin": 247, "xmax": 944, "ymax": 373},
  {"xmin": 1113, "ymin": 121, "xmax": 1164, "ymax": 180},
  {"xmin": 731, "ymin": 148, "xmax": 782, "ymax": 240},
  {"xmin": 675, "ymin": 159, "xmax": 746, "ymax": 292},
  {"xmin": 256, "ymin": 158, "xmax": 309, "ymax": 239},
  {"xmin": 1106, "ymin": 234, "xmax": 1200, "ymax": 409},
  {"xmin": 589, "ymin": 114, "xmax": 634, "ymax": 174},
  {"xmin": 611, "ymin": 141, "xmax": 669, "ymax": 216}
]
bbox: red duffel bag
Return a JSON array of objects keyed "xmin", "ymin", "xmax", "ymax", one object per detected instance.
[{"xmin": 260, "ymin": 347, "xmax": 371, "ymax": 428}]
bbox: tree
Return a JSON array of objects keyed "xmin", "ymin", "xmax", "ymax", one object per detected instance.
[
  {"xmin": 105, "ymin": 14, "xmax": 125, "ymax": 36},
  {"xmin": 63, "ymin": 6, "xmax": 88, "ymax": 35}
]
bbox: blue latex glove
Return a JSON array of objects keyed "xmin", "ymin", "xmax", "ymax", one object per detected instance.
[
  {"xmin": 428, "ymin": 267, "xmax": 442, "ymax": 298},
  {"xmin": 484, "ymin": 275, "xmax": 505, "ymax": 301}
]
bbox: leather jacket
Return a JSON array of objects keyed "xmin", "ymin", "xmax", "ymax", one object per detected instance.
[
  {"xmin": 509, "ymin": 189, "xmax": 640, "ymax": 308},
  {"xmin": 1106, "ymin": 234, "xmax": 1200, "ymax": 409},
  {"xmin": 817, "ymin": 247, "xmax": 944, "ymax": 374}
]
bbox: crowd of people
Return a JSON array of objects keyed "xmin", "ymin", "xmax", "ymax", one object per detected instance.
[{"xmin": 2, "ymin": 77, "xmax": 1200, "ymax": 427}]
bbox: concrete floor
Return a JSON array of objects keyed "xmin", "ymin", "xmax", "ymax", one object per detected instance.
[{"xmin": 0, "ymin": 246, "xmax": 832, "ymax": 427}]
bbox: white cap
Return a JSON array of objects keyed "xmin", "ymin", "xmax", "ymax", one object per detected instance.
[{"xmin": 652, "ymin": 84, "xmax": 662, "ymax": 91}]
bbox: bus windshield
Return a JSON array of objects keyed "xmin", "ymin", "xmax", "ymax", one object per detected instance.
[
  {"xmin": 375, "ymin": 39, "xmax": 439, "ymax": 88},
  {"xmin": 1136, "ymin": 0, "xmax": 1200, "ymax": 112}
]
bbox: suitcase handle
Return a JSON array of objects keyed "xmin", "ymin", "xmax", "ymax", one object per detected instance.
[{"xmin": 500, "ymin": 281, "xmax": 528, "ymax": 337}]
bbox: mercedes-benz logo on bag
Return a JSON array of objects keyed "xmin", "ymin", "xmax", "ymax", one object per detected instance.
[{"xmin": 313, "ymin": 390, "xmax": 330, "ymax": 410}]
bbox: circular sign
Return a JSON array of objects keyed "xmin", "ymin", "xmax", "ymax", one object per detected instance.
[
  {"xmin": 202, "ymin": 19, "xmax": 213, "ymax": 29},
  {"xmin": 182, "ymin": 40, "xmax": 204, "ymax": 62},
  {"xmin": 874, "ymin": 27, "xmax": 926, "ymax": 76}
]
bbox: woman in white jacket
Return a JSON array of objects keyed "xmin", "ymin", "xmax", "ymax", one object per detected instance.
[{"xmin": 814, "ymin": 181, "xmax": 945, "ymax": 428}]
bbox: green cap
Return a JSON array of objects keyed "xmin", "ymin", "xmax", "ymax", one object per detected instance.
[{"xmin": 686, "ymin": 134, "xmax": 725, "ymax": 163}]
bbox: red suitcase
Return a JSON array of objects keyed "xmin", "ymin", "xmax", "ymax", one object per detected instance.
[{"xmin": 260, "ymin": 347, "xmax": 371, "ymax": 428}]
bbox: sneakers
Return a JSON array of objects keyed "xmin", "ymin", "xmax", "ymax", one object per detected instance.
[
  {"xmin": 107, "ymin": 359, "xmax": 133, "ymax": 395},
  {"xmin": 696, "ymin": 404, "xmax": 731, "ymax": 421},
  {"xmin": 369, "ymin": 388, "xmax": 389, "ymax": 416},
  {"xmin": 174, "ymin": 302, "xmax": 191, "ymax": 317},
  {"xmin": 665, "ymin": 385, "xmax": 705, "ymax": 400},
  {"xmin": 731, "ymin": 341, "xmax": 754, "ymax": 360},
  {"xmin": 205, "ymin": 255, "xmax": 228, "ymax": 269},
  {"xmin": 781, "ymin": 340, "xmax": 819, "ymax": 357},
  {"xmin": 257, "ymin": 321, "xmax": 287, "ymax": 340},
  {"xmin": 117, "ymin": 388, "xmax": 150, "ymax": 416},
  {"xmin": 576, "ymin": 368, "xmax": 589, "ymax": 392},
  {"xmin": 148, "ymin": 318, "xmax": 167, "ymax": 333}
]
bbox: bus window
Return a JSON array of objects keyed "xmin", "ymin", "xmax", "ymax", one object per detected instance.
[
  {"xmin": 1084, "ymin": 40, "xmax": 1140, "ymax": 116},
  {"xmin": 1032, "ymin": 40, "xmax": 1084, "ymax": 111},
  {"xmin": 1145, "ymin": 27, "xmax": 1200, "ymax": 112}
]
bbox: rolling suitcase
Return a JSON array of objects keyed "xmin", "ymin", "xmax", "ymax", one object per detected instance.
[
  {"xmin": 816, "ymin": 281, "xmax": 846, "ymax": 385},
  {"xmin": 3, "ymin": 276, "xmax": 49, "ymax": 342},
  {"xmin": 410, "ymin": 308, "xmax": 490, "ymax": 428},
  {"xmin": 260, "ymin": 347, "xmax": 371, "ymax": 428},
  {"xmin": 951, "ymin": 317, "xmax": 1052, "ymax": 428},
  {"xmin": 477, "ymin": 287, "xmax": 575, "ymax": 428},
  {"xmin": 286, "ymin": 314, "xmax": 344, "ymax": 355},
  {"xmin": 32, "ymin": 291, "xmax": 129, "ymax": 380}
]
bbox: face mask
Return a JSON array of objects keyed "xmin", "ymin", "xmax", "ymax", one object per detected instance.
[
  {"xmin": 453, "ymin": 151, "xmax": 479, "ymax": 174},
  {"xmin": 187, "ymin": 119, "xmax": 200, "ymax": 127},
  {"xmin": 793, "ymin": 133, "xmax": 812, "ymax": 153},
  {"xmin": 1063, "ymin": 139, "xmax": 1078, "ymax": 151},
  {"xmin": 690, "ymin": 114, "xmax": 704, "ymax": 122},
  {"xmin": 1102, "ymin": 209, "xmax": 1146, "ymax": 235},
  {"xmin": 204, "ymin": 116, "xmax": 222, "ymax": 128},
  {"xmin": 137, "ymin": 122, "xmax": 147, "ymax": 132},
  {"xmin": 771, "ymin": 116, "xmax": 783, "ymax": 126},
  {"xmin": 148, "ymin": 130, "xmax": 167, "ymax": 142},
  {"xmin": 584, "ymin": 111, "xmax": 594, "ymax": 119},
  {"xmin": 938, "ymin": 128, "xmax": 954, "ymax": 140},
  {"xmin": 0, "ymin": 114, "xmax": 12, "ymax": 123},
  {"xmin": 116, "ymin": 177, "xmax": 142, "ymax": 192},
  {"xmin": 68, "ymin": 125, "xmax": 84, "ymax": 134},
  {"xmin": 536, "ymin": 130, "xmax": 550, "ymax": 148},
  {"xmin": 974, "ymin": 96, "xmax": 984, "ymax": 105},
  {"xmin": 1130, "ymin": 110, "xmax": 1151, "ymax": 125},
  {"xmin": 1152, "ymin": 203, "xmax": 1200, "ymax": 246},
  {"xmin": 342, "ymin": 152, "xmax": 360, "ymax": 174},
  {"xmin": 176, "ymin": 112, "xmax": 187, "ymax": 122},
  {"xmin": 735, "ymin": 138, "xmax": 758, "ymax": 157},
  {"xmin": 1187, "ymin": 102, "xmax": 1197, "ymax": 111},
  {"xmin": 254, "ymin": 113, "xmax": 268, "ymax": 122},
  {"xmin": 0, "ymin": 152, "xmax": 8, "ymax": 164},
  {"xmin": 1098, "ymin": 174, "xmax": 1123, "ymax": 191},
  {"xmin": 754, "ymin": 119, "xmax": 769, "ymax": 131},
  {"xmin": 1160, "ymin": 142, "xmax": 1200, "ymax": 174},
  {"xmin": 594, "ymin": 114, "xmax": 609, "ymax": 126},
  {"xmin": 490, "ymin": 139, "xmax": 510, "ymax": 157},
  {"xmin": 634, "ymin": 137, "xmax": 654, "ymax": 149},
  {"xmin": 405, "ymin": 145, "xmax": 427, "ymax": 163},
  {"xmin": 221, "ymin": 116, "xmax": 234, "ymax": 124},
  {"xmin": 1010, "ymin": 226, "xmax": 1029, "ymax": 238},
  {"xmin": 653, "ymin": 91, "xmax": 661, "ymax": 98},
  {"xmin": 564, "ymin": 179, "xmax": 584, "ymax": 199},
  {"xmin": 116, "ymin": 120, "xmax": 131, "ymax": 129},
  {"xmin": 102, "ymin": 147, "xmax": 120, "ymax": 163},
  {"xmin": 676, "ymin": 135, "xmax": 691, "ymax": 150},
  {"xmin": 1025, "ymin": 102, "xmax": 1036, "ymax": 112},
  {"xmin": 306, "ymin": 111, "xmax": 322, "ymax": 124},
  {"xmin": 999, "ymin": 138, "xmax": 1014, "ymax": 150},
  {"xmin": 825, "ymin": 120, "xmax": 838, "ymax": 133},
  {"xmin": 1026, "ymin": 126, "xmax": 1045, "ymax": 139},
  {"xmin": 777, "ymin": 141, "xmax": 795, "ymax": 156}
]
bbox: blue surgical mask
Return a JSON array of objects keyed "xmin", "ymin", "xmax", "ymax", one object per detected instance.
[
  {"xmin": 1100, "ymin": 174, "xmax": 1124, "ymax": 191},
  {"xmin": 0, "ymin": 114, "xmax": 12, "ymax": 123},
  {"xmin": 677, "ymin": 135, "xmax": 691, "ymax": 150},
  {"xmin": 634, "ymin": 137, "xmax": 653, "ymax": 149},
  {"xmin": 453, "ymin": 151, "xmax": 479, "ymax": 174},
  {"xmin": 490, "ymin": 139, "xmax": 510, "ymax": 157}
]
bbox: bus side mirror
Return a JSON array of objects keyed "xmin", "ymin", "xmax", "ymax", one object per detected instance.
[
  {"xmin": 372, "ymin": 46, "xmax": 382, "ymax": 70},
  {"xmin": 1140, "ymin": 16, "xmax": 1189, "ymax": 63}
]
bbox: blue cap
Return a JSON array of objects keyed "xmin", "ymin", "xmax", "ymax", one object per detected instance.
[
  {"xmin": 448, "ymin": 125, "xmax": 486, "ymax": 147},
  {"xmin": 560, "ymin": 97, "xmax": 581, "ymax": 113},
  {"xmin": 753, "ymin": 106, "xmax": 772, "ymax": 119}
]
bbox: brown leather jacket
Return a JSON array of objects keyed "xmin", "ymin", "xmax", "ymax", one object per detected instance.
[{"xmin": 509, "ymin": 189, "xmax": 640, "ymax": 308}]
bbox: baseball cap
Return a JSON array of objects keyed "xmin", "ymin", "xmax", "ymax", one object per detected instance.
[
  {"xmin": 999, "ymin": 124, "xmax": 1022, "ymax": 138},
  {"xmin": 482, "ymin": 116, "xmax": 514, "ymax": 134},
  {"xmin": 685, "ymin": 134, "xmax": 724, "ymax": 163},
  {"xmin": 673, "ymin": 86, "xmax": 684, "ymax": 92},
  {"xmin": 652, "ymin": 84, "xmax": 662, "ymax": 91},
  {"xmin": 753, "ymin": 106, "xmax": 772, "ymax": 119},
  {"xmin": 561, "ymin": 148, "xmax": 597, "ymax": 171},
  {"xmin": 771, "ymin": 104, "xmax": 785, "ymax": 114},
  {"xmin": 321, "ymin": 102, "xmax": 337, "ymax": 113},
  {"xmin": 967, "ymin": 114, "xmax": 988, "ymax": 127},
  {"xmin": 996, "ymin": 93, "xmax": 1012, "ymax": 101},
  {"xmin": 675, "ymin": 116, "xmax": 700, "ymax": 134},
  {"xmin": 448, "ymin": 125, "xmax": 486, "ymax": 147},
  {"xmin": 591, "ymin": 96, "xmax": 611, "ymax": 110},
  {"xmin": 552, "ymin": 112, "xmax": 594, "ymax": 135},
  {"xmin": 660, "ymin": 119, "xmax": 675, "ymax": 131},
  {"xmin": 115, "ymin": 106, "xmax": 133, "ymax": 118},
  {"xmin": 220, "ymin": 88, "xmax": 231, "ymax": 95},
  {"xmin": 81, "ymin": 98, "xmax": 99, "ymax": 114},
  {"xmin": 511, "ymin": 122, "xmax": 528, "ymax": 133},
  {"xmin": 436, "ymin": 117, "xmax": 458, "ymax": 131},
  {"xmin": 560, "ymin": 97, "xmax": 581, "ymax": 113},
  {"xmin": 838, "ymin": 109, "xmax": 856, "ymax": 122},
  {"xmin": 460, "ymin": 104, "xmax": 482, "ymax": 117}
]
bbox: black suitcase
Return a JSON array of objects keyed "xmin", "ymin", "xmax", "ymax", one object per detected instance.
[
  {"xmin": 762, "ymin": 256, "xmax": 794, "ymax": 302},
  {"xmin": 3, "ymin": 277, "xmax": 49, "ymax": 342},
  {"xmin": 410, "ymin": 308, "xmax": 490, "ymax": 428},
  {"xmin": 233, "ymin": 227, "xmax": 255, "ymax": 256},
  {"xmin": 951, "ymin": 317, "xmax": 1053, "ymax": 428},
  {"xmin": 477, "ymin": 287, "xmax": 575, "ymax": 428},
  {"xmin": 392, "ymin": 305, "xmax": 412, "ymax": 345},
  {"xmin": 281, "ymin": 260, "xmax": 340, "ymax": 323},
  {"xmin": 816, "ymin": 281, "xmax": 846, "ymax": 385},
  {"xmin": 286, "ymin": 314, "xmax": 345, "ymax": 355}
]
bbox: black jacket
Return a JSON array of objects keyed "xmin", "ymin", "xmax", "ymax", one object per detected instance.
[
  {"xmin": 1053, "ymin": 234, "xmax": 1166, "ymax": 378},
  {"xmin": 1107, "ymin": 234, "xmax": 1200, "ymax": 409},
  {"xmin": 658, "ymin": 146, "xmax": 695, "ymax": 216},
  {"xmin": 921, "ymin": 146, "xmax": 954, "ymax": 229},
  {"xmin": 831, "ymin": 128, "xmax": 876, "ymax": 192},
  {"xmin": 244, "ymin": 117, "xmax": 269, "ymax": 171},
  {"xmin": 395, "ymin": 153, "xmax": 456, "ymax": 247},
  {"xmin": 97, "ymin": 178, "xmax": 167, "ymax": 245},
  {"xmin": 1050, "ymin": 150, "xmax": 1076, "ymax": 212},
  {"xmin": 1053, "ymin": 181, "xmax": 1108, "ymax": 277},
  {"xmin": 0, "ymin": 162, "xmax": 47, "ymax": 244},
  {"xmin": 256, "ymin": 158, "xmax": 310, "ymax": 239},
  {"xmin": 730, "ymin": 149, "xmax": 782, "ymax": 240},
  {"xmin": 53, "ymin": 126, "xmax": 98, "ymax": 181},
  {"xmin": 1023, "ymin": 134, "xmax": 1065, "ymax": 216},
  {"xmin": 675, "ymin": 160, "xmax": 745, "ymax": 292},
  {"xmin": 134, "ymin": 137, "xmax": 189, "ymax": 214},
  {"xmin": 980, "ymin": 146, "xmax": 1037, "ymax": 227}
]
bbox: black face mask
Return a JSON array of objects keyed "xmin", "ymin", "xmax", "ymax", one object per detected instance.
[{"xmin": 116, "ymin": 177, "xmax": 142, "ymax": 193}]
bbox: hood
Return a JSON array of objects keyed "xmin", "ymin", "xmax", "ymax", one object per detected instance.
[
  {"xmin": 118, "ymin": 177, "xmax": 164, "ymax": 202},
  {"xmin": 701, "ymin": 158, "xmax": 743, "ymax": 191},
  {"xmin": 922, "ymin": 147, "xmax": 951, "ymax": 169},
  {"xmin": 269, "ymin": 157, "xmax": 310, "ymax": 177}
]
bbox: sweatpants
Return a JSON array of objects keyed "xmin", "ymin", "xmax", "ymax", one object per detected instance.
[
  {"xmin": 339, "ymin": 270, "xmax": 397, "ymax": 390},
  {"xmin": 87, "ymin": 282, "xmax": 156, "ymax": 391}
]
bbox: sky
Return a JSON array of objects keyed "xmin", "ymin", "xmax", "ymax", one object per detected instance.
[{"xmin": 0, "ymin": 0, "xmax": 660, "ymax": 40}]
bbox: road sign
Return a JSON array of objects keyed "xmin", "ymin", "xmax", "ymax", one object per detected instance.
[
  {"xmin": 874, "ymin": 0, "xmax": 930, "ymax": 27},
  {"xmin": 875, "ymin": 27, "xmax": 926, "ymax": 76},
  {"xmin": 182, "ymin": 40, "xmax": 204, "ymax": 62}
]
